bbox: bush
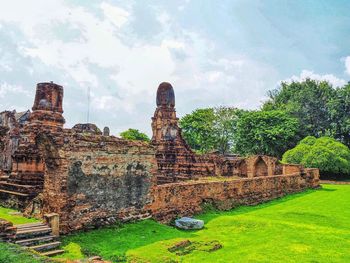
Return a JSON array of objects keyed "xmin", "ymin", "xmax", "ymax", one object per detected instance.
[{"xmin": 282, "ymin": 136, "xmax": 350, "ymax": 179}]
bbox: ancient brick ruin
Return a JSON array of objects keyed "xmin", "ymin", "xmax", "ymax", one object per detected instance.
[{"xmin": 0, "ymin": 82, "xmax": 319, "ymax": 233}]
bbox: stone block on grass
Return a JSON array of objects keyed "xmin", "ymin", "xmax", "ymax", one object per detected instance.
[{"xmin": 175, "ymin": 217, "xmax": 204, "ymax": 230}]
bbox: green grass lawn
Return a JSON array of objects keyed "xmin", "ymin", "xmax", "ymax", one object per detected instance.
[
  {"xmin": 0, "ymin": 206, "xmax": 39, "ymax": 225},
  {"xmin": 0, "ymin": 242, "xmax": 52, "ymax": 263},
  {"xmin": 56, "ymin": 184, "xmax": 350, "ymax": 263}
]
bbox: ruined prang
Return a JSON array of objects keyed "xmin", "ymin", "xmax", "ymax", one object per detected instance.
[{"xmin": 0, "ymin": 81, "xmax": 320, "ymax": 233}]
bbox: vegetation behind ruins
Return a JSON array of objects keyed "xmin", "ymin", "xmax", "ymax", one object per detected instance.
[
  {"xmin": 52, "ymin": 184, "xmax": 350, "ymax": 263},
  {"xmin": 178, "ymin": 79, "xmax": 350, "ymax": 179},
  {"xmin": 120, "ymin": 128, "xmax": 150, "ymax": 142}
]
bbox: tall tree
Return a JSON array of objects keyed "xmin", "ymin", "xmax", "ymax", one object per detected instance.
[
  {"xmin": 234, "ymin": 110, "xmax": 300, "ymax": 157},
  {"xmin": 263, "ymin": 79, "xmax": 336, "ymax": 138},
  {"xmin": 179, "ymin": 108, "xmax": 216, "ymax": 153},
  {"xmin": 120, "ymin": 128, "xmax": 150, "ymax": 142},
  {"xmin": 179, "ymin": 107, "xmax": 243, "ymax": 154},
  {"xmin": 329, "ymin": 82, "xmax": 350, "ymax": 147},
  {"xmin": 213, "ymin": 107, "xmax": 244, "ymax": 154}
]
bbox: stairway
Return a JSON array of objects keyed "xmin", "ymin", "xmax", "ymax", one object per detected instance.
[
  {"xmin": 10, "ymin": 222, "xmax": 64, "ymax": 257},
  {"xmin": 0, "ymin": 174, "xmax": 9, "ymax": 183}
]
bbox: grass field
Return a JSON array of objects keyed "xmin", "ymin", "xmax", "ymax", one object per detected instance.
[
  {"xmin": 0, "ymin": 206, "xmax": 39, "ymax": 225},
  {"xmin": 0, "ymin": 242, "xmax": 51, "ymax": 263},
  {"xmin": 55, "ymin": 184, "xmax": 350, "ymax": 263}
]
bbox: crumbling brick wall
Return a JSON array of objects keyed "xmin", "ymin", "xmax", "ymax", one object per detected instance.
[
  {"xmin": 148, "ymin": 172, "xmax": 319, "ymax": 223},
  {"xmin": 40, "ymin": 130, "xmax": 157, "ymax": 233}
]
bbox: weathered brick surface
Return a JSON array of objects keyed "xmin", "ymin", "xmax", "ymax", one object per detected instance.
[
  {"xmin": 148, "ymin": 172, "xmax": 319, "ymax": 223},
  {"xmin": 0, "ymin": 218, "xmax": 15, "ymax": 241},
  {"xmin": 40, "ymin": 131, "xmax": 156, "ymax": 232}
]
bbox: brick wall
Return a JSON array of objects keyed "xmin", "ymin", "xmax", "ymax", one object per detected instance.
[
  {"xmin": 148, "ymin": 172, "xmax": 319, "ymax": 223},
  {"xmin": 41, "ymin": 131, "xmax": 157, "ymax": 233}
]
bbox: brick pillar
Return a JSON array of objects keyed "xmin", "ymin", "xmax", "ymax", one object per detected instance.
[{"xmin": 44, "ymin": 213, "xmax": 60, "ymax": 236}]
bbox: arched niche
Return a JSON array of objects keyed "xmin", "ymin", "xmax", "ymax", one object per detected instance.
[{"xmin": 253, "ymin": 157, "xmax": 268, "ymax": 177}]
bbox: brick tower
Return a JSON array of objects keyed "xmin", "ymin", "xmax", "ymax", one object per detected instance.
[{"xmin": 151, "ymin": 82, "xmax": 213, "ymax": 184}]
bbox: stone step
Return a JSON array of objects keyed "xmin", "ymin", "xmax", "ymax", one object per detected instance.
[
  {"xmin": 15, "ymin": 222, "xmax": 46, "ymax": 229},
  {"xmin": 8, "ymin": 178, "xmax": 43, "ymax": 186},
  {"xmin": 29, "ymin": 241, "xmax": 61, "ymax": 252},
  {"xmin": 41, "ymin": 249, "xmax": 65, "ymax": 257},
  {"xmin": 15, "ymin": 227, "xmax": 52, "ymax": 239},
  {"xmin": 0, "ymin": 175, "xmax": 9, "ymax": 182},
  {"xmin": 0, "ymin": 182, "xmax": 36, "ymax": 193},
  {"xmin": 0, "ymin": 189, "xmax": 29, "ymax": 197},
  {"xmin": 15, "ymin": 235, "xmax": 55, "ymax": 246}
]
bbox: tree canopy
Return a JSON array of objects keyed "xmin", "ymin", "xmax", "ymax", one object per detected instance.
[
  {"xmin": 282, "ymin": 136, "xmax": 350, "ymax": 178},
  {"xmin": 178, "ymin": 79, "xmax": 350, "ymax": 162},
  {"xmin": 120, "ymin": 128, "xmax": 150, "ymax": 142},
  {"xmin": 234, "ymin": 110, "xmax": 299, "ymax": 157},
  {"xmin": 262, "ymin": 79, "xmax": 350, "ymax": 149},
  {"xmin": 179, "ymin": 107, "xmax": 243, "ymax": 154}
]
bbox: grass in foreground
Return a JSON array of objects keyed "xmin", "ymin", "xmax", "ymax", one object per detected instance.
[
  {"xmin": 56, "ymin": 184, "xmax": 350, "ymax": 262},
  {"xmin": 0, "ymin": 242, "xmax": 51, "ymax": 263},
  {"xmin": 0, "ymin": 206, "xmax": 39, "ymax": 225},
  {"xmin": 1, "ymin": 184, "xmax": 346, "ymax": 262}
]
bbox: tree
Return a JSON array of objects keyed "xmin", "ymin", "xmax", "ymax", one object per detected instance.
[
  {"xmin": 234, "ymin": 110, "xmax": 300, "ymax": 157},
  {"xmin": 120, "ymin": 129, "xmax": 150, "ymax": 142},
  {"xmin": 213, "ymin": 107, "xmax": 245, "ymax": 154},
  {"xmin": 328, "ymin": 82, "xmax": 350, "ymax": 147},
  {"xmin": 263, "ymin": 79, "xmax": 336, "ymax": 139},
  {"xmin": 282, "ymin": 136, "xmax": 350, "ymax": 178},
  {"xmin": 179, "ymin": 107, "xmax": 243, "ymax": 154},
  {"xmin": 179, "ymin": 108, "xmax": 216, "ymax": 153}
]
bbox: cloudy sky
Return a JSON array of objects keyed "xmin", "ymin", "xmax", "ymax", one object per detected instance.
[{"xmin": 0, "ymin": 0, "xmax": 350, "ymax": 136}]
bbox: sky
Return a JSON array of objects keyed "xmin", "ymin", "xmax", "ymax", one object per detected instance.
[{"xmin": 0, "ymin": 0, "xmax": 350, "ymax": 136}]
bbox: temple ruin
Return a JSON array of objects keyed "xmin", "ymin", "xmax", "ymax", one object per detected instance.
[{"xmin": 0, "ymin": 82, "xmax": 319, "ymax": 233}]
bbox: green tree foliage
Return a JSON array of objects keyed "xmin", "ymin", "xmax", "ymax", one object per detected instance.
[
  {"xmin": 213, "ymin": 107, "xmax": 244, "ymax": 154},
  {"xmin": 179, "ymin": 108, "xmax": 216, "ymax": 153},
  {"xmin": 263, "ymin": 79, "xmax": 336, "ymax": 138},
  {"xmin": 179, "ymin": 107, "xmax": 243, "ymax": 154},
  {"xmin": 120, "ymin": 128, "xmax": 150, "ymax": 142},
  {"xmin": 282, "ymin": 136, "xmax": 350, "ymax": 178},
  {"xmin": 328, "ymin": 82, "xmax": 350, "ymax": 147},
  {"xmin": 234, "ymin": 110, "xmax": 299, "ymax": 157}
]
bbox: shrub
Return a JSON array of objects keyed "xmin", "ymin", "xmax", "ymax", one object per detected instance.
[{"xmin": 282, "ymin": 136, "xmax": 350, "ymax": 179}]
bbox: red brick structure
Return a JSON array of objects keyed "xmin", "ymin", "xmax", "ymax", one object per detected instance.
[
  {"xmin": 0, "ymin": 81, "xmax": 319, "ymax": 233},
  {"xmin": 151, "ymin": 82, "xmax": 217, "ymax": 184}
]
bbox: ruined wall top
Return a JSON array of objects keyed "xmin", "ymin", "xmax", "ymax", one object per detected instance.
[
  {"xmin": 156, "ymin": 82, "xmax": 175, "ymax": 108},
  {"xmin": 32, "ymin": 82, "xmax": 64, "ymax": 113}
]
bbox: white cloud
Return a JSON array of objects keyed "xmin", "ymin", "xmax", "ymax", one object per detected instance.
[
  {"xmin": 345, "ymin": 56, "xmax": 350, "ymax": 76},
  {"xmin": 0, "ymin": 82, "xmax": 30, "ymax": 98},
  {"xmin": 0, "ymin": 0, "xmax": 296, "ymax": 133},
  {"xmin": 101, "ymin": 2, "xmax": 130, "ymax": 28},
  {"xmin": 282, "ymin": 70, "xmax": 346, "ymax": 87}
]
